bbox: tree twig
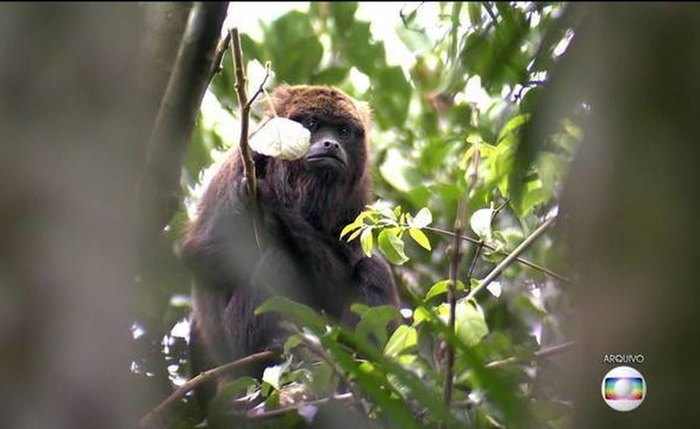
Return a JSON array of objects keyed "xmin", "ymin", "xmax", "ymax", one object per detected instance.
[
  {"xmin": 284, "ymin": 324, "xmax": 370, "ymax": 422},
  {"xmin": 421, "ymin": 225, "xmax": 571, "ymax": 284},
  {"xmin": 207, "ymin": 31, "xmax": 231, "ymax": 83},
  {"xmin": 442, "ymin": 144, "xmax": 481, "ymax": 410},
  {"xmin": 442, "ymin": 200, "xmax": 465, "ymax": 409},
  {"xmin": 246, "ymin": 62, "xmax": 272, "ymax": 110},
  {"xmin": 246, "ymin": 392, "xmax": 354, "ymax": 420},
  {"xmin": 466, "ymin": 200, "xmax": 507, "ymax": 281},
  {"xmin": 140, "ymin": 350, "xmax": 277, "ymax": 428},
  {"xmin": 229, "ymin": 27, "xmax": 257, "ymax": 202},
  {"xmin": 485, "ymin": 340, "xmax": 575, "ymax": 369},
  {"xmin": 466, "ymin": 215, "xmax": 557, "ymax": 300}
]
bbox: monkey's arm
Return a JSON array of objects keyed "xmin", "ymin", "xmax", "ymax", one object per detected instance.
[
  {"xmin": 179, "ymin": 176, "xmax": 260, "ymax": 288},
  {"xmin": 354, "ymin": 255, "xmax": 401, "ymax": 307}
]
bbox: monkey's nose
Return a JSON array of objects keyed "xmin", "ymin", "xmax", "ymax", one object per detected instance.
[{"xmin": 322, "ymin": 140, "xmax": 341, "ymax": 151}]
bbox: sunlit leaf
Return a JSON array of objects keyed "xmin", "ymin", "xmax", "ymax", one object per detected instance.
[
  {"xmin": 255, "ymin": 297, "xmax": 327, "ymax": 332},
  {"xmin": 497, "ymin": 114, "xmax": 530, "ymax": 143},
  {"xmin": 470, "ymin": 207, "xmax": 494, "ymax": 240},
  {"xmin": 360, "ymin": 228, "xmax": 374, "ymax": 257},
  {"xmin": 410, "ymin": 207, "xmax": 433, "ymax": 228},
  {"xmin": 425, "ymin": 279, "xmax": 466, "ymax": 300},
  {"xmin": 409, "ymin": 227, "xmax": 431, "ymax": 251},
  {"xmin": 377, "ymin": 228, "xmax": 409, "ymax": 265},
  {"xmin": 311, "ymin": 66, "xmax": 350, "ymax": 85},
  {"xmin": 355, "ymin": 305, "xmax": 402, "ymax": 348},
  {"xmin": 384, "ymin": 325, "xmax": 417, "ymax": 359},
  {"xmin": 283, "ymin": 335, "xmax": 302, "ymax": 354},
  {"xmin": 347, "ymin": 226, "xmax": 365, "ymax": 242},
  {"xmin": 438, "ymin": 298, "xmax": 489, "ymax": 347},
  {"xmin": 340, "ymin": 221, "xmax": 362, "ymax": 239}
]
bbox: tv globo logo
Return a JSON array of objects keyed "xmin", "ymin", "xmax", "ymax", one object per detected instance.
[{"xmin": 601, "ymin": 366, "xmax": 646, "ymax": 411}]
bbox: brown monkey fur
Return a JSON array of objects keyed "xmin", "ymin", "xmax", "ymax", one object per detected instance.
[{"xmin": 179, "ymin": 85, "xmax": 400, "ymax": 404}]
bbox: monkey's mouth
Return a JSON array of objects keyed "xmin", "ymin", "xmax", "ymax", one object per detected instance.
[{"xmin": 306, "ymin": 154, "xmax": 347, "ymax": 168}]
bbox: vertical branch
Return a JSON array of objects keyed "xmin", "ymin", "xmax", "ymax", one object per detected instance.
[
  {"xmin": 229, "ymin": 27, "xmax": 257, "ymax": 201},
  {"xmin": 442, "ymin": 143, "xmax": 482, "ymax": 408},
  {"xmin": 442, "ymin": 201, "xmax": 465, "ymax": 408}
]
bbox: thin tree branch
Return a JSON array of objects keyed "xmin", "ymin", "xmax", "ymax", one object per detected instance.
[
  {"xmin": 284, "ymin": 324, "xmax": 370, "ymax": 421},
  {"xmin": 466, "ymin": 215, "xmax": 557, "ymax": 300},
  {"xmin": 246, "ymin": 62, "xmax": 272, "ymax": 110},
  {"xmin": 230, "ymin": 27, "xmax": 257, "ymax": 202},
  {"xmin": 442, "ymin": 146, "xmax": 481, "ymax": 410},
  {"xmin": 481, "ymin": 1, "xmax": 498, "ymax": 24},
  {"xmin": 247, "ymin": 393, "xmax": 354, "ymax": 420},
  {"xmin": 421, "ymin": 225, "xmax": 571, "ymax": 284},
  {"xmin": 466, "ymin": 199, "xmax": 509, "ymax": 280},
  {"xmin": 485, "ymin": 340, "xmax": 575, "ymax": 369},
  {"xmin": 442, "ymin": 199, "xmax": 465, "ymax": 409},
  {"xmin": 207, "ymin": 31, "xmax": 231, "ymax": 83},
  {"xmin": 140, "ymin": 350, "xmax": 278, "ymax": 428}
]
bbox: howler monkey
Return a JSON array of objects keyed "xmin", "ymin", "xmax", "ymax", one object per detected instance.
[{"xmin": 179, "ymin": 85, "xmax": 400, "ymax": 395}]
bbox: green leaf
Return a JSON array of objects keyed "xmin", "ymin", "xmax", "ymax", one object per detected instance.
[
  {"xmin": 208, "ymin": 375, "xmax": 259, "ymax": 425},
  {"xmin": 384, "ymin": 325, "xmax": 417, "ymax": 358},
  {"xmin": 321, "ymin": 338, "xmax": 422, "ymax": 429},
  {"xmin": 355, "ymin": 305, "xmax": 402, "ymax": 348},
  {"xmin": 379, "ymin": 148, "xmax": 422, "ymax": 192},
  {"xmin": 411, "ymin": 305, "xmax": 433, "ymax": 325},
  {"xmin": 360, "ymin": 228, "xmax": 374, "ymax": 257},
  {"xmin": 309, "ymin": 362, "xmax": 335, "ymax": 396},
  {"xmin": 255, "ymin": 297, "xmax": 327, "ymax": 332},
  {"xmin": 396, "ymin": 22, "xmax": 431, "ymax": 53},
  {"xmin": 347, "ymin": 226, "xmax": 364, "ymax": 242},
  {"xmin": 468, "ymin": 2, "xmax": 482, "ymax": 26},
  {"xmin": 408, "ymin": 227, "xmax": 431, "ymax": 251},
  {"xmin": 345, "ymin": 21, "xmax": 386, "ymax": 75},
  {"xmin": 283, "ymin": 335, "xmax": 302, "ymax": 354},
  {"xmin": 265, "ymin": 12, "xmax": 323, "ymax": 84},
  {"xmin": 377, "ymin": 228, "xmax": 409, "ymax": 265},
  {"xmin": 530, "ymin": 399, "xmax": 573, "ymax": 425},
  {"xmin": 515, "ymin": 179, "xmax": 547, "ymax": 216},
  {"xmin": 497, "ymin": 114, "xmax": 530, "ymax": 143},
  {"xmin": 311, "ymin": 66, "xmax": 350, "ymax": 85},
  {"xmin": 410, "ymin": 207, "xmax": 433, "ymax": 228},
  {"xmin": 329, "ymin": 2, "xmax": 358, "ymax": 34},
  {"xmin": 240, "ymin": 33, "xmax": 265, "ymax": 64},
  {"xmin": 470, "ymin": 207, "xmax": 494, "ymax": 240},
  {"xmin": 340, "ymin": 220, "xmax": 362, "ymax": 239},
  {"xmin": 370, "ymin": 66, "xmax": 412, "ymax": 130},
  {"xmin": 437, "ymin": 298, "xmax": 489, "ymax": 347},
  {"xmin": 425, "ymin": 279, "xmax": 466, "ymax": 300},
  {"xmin": 460, "ymin": 6, "xmax": 529, "ymax": 94},
  {"xmin": 185, "ymin": 119, "xmax": 216, "ymax": 181}
]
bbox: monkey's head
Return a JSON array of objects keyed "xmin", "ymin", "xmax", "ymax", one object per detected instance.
[
  {"xmin": 258, "ymin": 85, "xmax": 373, "ymax": 231},
  {"xmin": 266, "ymin": 85, "xmax": 370, "ymax": 181}
]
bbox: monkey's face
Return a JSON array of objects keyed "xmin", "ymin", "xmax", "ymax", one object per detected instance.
[
  {"xmin": 292, "ymin": 114, "xmax": 365, "ymax": 179},
  {"xmin": 266, "ymin": 85, "xmax": 371, "ymax": 187}
]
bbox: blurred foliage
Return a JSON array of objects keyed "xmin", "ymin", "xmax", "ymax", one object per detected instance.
[{"xmin": 133, "ymin": 2, "xmax": 583, "ymax": 428}]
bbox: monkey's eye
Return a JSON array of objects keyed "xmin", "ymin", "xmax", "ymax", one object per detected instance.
[
  {"xmin": 338, "ymin": 125, "xmax": 350, "ymax": 137},
  {"xmin": 302, "ymin": 117, "xmax": 317, "ymax": 130}
]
